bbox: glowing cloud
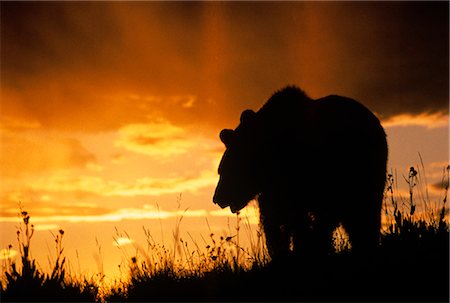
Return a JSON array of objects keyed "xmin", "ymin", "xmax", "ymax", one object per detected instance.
[
  {"xmin": 382, "ymin": 112, "xmax": 448, "ymax": 129},
  {"xmin": 0, "ymin": 133, "xmax": 96, "ymax": 177},
  {"xmin": 115, "ymin": 120, "xmax": 195, "ymax": 157}
]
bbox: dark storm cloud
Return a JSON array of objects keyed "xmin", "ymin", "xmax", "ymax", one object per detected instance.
[
  {"xmin": 342, "ymin": 2, "xmax": 449, "ymax": 117},
  {"xmin": 1, "ymin": 2, "xmax": 448, "ymax": 132}
]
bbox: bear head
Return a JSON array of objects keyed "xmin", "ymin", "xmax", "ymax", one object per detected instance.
[{"xmin": 213, "ymin": 109, "xmax": 261, "ymax": 213}]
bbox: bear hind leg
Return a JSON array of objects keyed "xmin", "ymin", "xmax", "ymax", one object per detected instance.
[
  {"xmin": 294, "ymin": 212, "xmax": 338, "ymax": 258},
  {"xmin": 343, "ymin": 202, "xmax": 381, "ymax": 257}
]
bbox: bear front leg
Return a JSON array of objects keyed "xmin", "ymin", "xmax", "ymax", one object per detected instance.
[
  {"xmin": 343, "ymin": 192, "xmax": 382, "ymax": 258},
  {"xmin": 262, "ymin": 218, "xmax": 291, "ymax": 261},
  {"xmin": 293, "ymin": 211, "xmax": 338, "ymax": 259},
  {"xmin": 257, "ymin": 193, "xmax": 291, "ymax": 261}
]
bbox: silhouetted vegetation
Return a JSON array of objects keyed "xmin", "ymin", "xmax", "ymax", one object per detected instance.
[
  {"xmin": 1, "ymin": 165, "xmax": 448, "ymax": 302},
  {"xmin": 1, "ymin": 210, "xmax": 99, "ymax": 302}
]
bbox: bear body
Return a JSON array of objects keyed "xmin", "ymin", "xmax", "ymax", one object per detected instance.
[{"xmin": 213, "ymin": 86, "xmax": 388, "ymax": 260}]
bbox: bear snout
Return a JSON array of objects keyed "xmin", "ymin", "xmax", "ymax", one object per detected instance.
[{"xmin": 213, "ymin": 190, "xmax": 229, "ymax": 209}]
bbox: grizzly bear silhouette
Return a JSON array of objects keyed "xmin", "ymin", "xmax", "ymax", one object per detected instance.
[{"xmin": 213, "ymin": 86, "xmax": 388, "ymax": 260}]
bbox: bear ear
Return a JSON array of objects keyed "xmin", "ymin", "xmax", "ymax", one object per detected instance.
[
  {"xmin": 220, "ymin": 129, "xmax": 235, "ymax": 147},
  {"xmin": 240, "ymin": 109, "xmax": 256, "ymax": 124}
]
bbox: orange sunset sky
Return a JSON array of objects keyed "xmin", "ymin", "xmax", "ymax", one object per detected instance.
[{"xmin": 1, "ymin": 2, "xmax": 449, "ymax": 280}]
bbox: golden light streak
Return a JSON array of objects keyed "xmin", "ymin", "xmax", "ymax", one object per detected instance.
[
  {"xmin": 33, "ymin": 224, "xmax": 60, "ymax": 231},
  {"xmin": 0, "ymin": 115, "xmax": 41, "ymax": 132},
  {"xmin": 24, "ymin": 170, "xmax": 217, "ymax": 197},
  {"xmin": 114, "ymin": 237, "xmax": 134, "ymax": 247},
  {"xmin": 0, "ymin": 204, "xmax": 259, "ymax": 224},
  {"xmin": 430, "ymin": 161, "xmax": 450, "ymax": 168},
  {"xmin": 200, "ymin": 2, "xmax": 228, "ymax": 98},
  {"xmin": 209, "ymin": 202, "xmax": 261, "ymax": 225}
]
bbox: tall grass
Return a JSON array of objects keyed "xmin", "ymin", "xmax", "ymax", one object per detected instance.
[
  {"xmin": 106, "ymin": 209, "xmax": 270, "ymax": 302},
  {"xmin": 1, "ymin": 164, "xmax": 448, "ymax": 302},
  {"xmin": 106, "ymin": 164, "xmax": 449, "ymax": 301},
  {"xmin": 1, "ymin": 209, "xmax": 99, "ymax": 302}
]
